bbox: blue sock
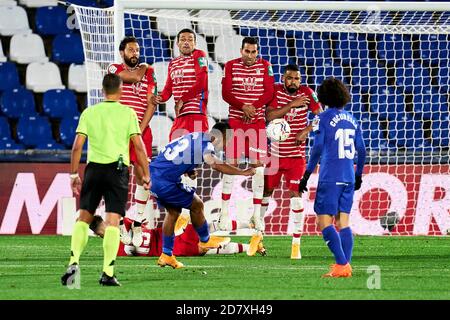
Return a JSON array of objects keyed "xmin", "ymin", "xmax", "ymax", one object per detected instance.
[
  {"xmin": 195, "ymin": 221, "xmax": 210, "ymax": 243},
  {"xmin": 322, "ymin": 225, "xmax": 347, "ymax": 265},
  {"xmin": 339, "ymin": 227, "xmax": 354, "ymax": 263},
  {"xmin": 162, "ymin": 233, "xmax": 175, "ymax": 256}
]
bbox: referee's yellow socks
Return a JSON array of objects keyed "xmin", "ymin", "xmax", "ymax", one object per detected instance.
[
  {"xmin": 69, "ymin": 221, "xmax": 89, "ymax": 265},
  {"xmin": 103, "ymin": 226, "xmax": 120, "ymax": 277}
]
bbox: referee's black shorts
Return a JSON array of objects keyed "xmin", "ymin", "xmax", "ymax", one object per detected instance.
[{"xmin": 79, "ymin": 162, "xmax": 129, "ymax": 216}]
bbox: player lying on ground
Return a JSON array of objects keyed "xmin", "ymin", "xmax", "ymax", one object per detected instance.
[
  {"xmin": 149, "ymin": 121, "xmax": 256, "ymax": 269},
  {"xmin": 90, "ymin": 216, "xmax": 266, "ymax": 257}
]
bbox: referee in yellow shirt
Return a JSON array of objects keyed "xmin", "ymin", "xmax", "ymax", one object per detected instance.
[{"xmin": 61, "ymin": 73, "xmax": 150, "ymax": 287}]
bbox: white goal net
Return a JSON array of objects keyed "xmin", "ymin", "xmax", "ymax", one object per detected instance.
[{"xmin": 74, "ymin": 1, "xmax": 450, "ymax": 236}]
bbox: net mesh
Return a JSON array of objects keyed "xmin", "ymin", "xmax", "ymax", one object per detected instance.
[{"xmin": 74, "ymin": 5, "xmax": 450, "ymax": 235}]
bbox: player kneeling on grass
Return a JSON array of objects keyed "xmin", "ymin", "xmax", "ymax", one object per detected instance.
[
  {"xmin": 91, "ymin": 216, "xmax": 266, "ymax": 257},
  {"xmin": 147, "ymin": 122, "xmax": 256, "ymax": 269},
  {"xmin": 298, "ymin": 77, "xmax": 366, "ymax": 278}
]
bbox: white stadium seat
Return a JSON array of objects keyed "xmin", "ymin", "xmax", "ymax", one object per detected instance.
[
  {"xmin": 197, "ymin": 10, "xmax": 235, "ymax": 37},
  {"xmin": 207, "ymin": 90, "xmax": 229, "ymax": 120},
  {"xmin": 0, "ymin": 5, "xmax": 31, "ymax": 36},
  {"xmin": 68, "ymin": 63, "xmax": 88, "ymax": 92},
  {"xmin": 0, "ymin": 0, "xmax": 16, "ymax": 6},
  {"xmin": 150, "ymin": 115, "xmax": 174, "ymax": 151},
  {"xmin": 214, "ymin": 33, "xmax": 242, "ymax": 64},
  {"xmin": 172, "ymin": 34, "xmax": 209, "ymax": 58},
  {"xmin": 19, "ymin": 0, "xmax": 58, "ymax": 8},
  {"xmin": 156, "ymin": 10, "xmax": 192, "ymax": 38},
  {"xmin": 152, "ymin": 60, "xmax": 170, "ymax": 89},
  {"xmin": 0, "ymin": 41, "xmax": 6, "ymax": 62},
  {"xmin": 26, "ymin": 61, "xmax": 65, "ymax": 93},
  {"xmin": 208, "ymin": 60, "xmax": 223, "ymax": 94},
  {"xmin": 9, "ymin": 33, "xmax": 48, "ymax": 64}
]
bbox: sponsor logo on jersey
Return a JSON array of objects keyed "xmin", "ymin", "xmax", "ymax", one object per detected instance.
[
  {"xmin": 268, "ymin": 65, "xmax": 274, "ymax": 76},
  {"xmin": 108, "ymin": 64, "xmax": 117, "ymax": 74},
  {"xmin": 312, "ymin": 92, "xmax": 319, "ymax": 103},
  {"xmin": 198, "ymin": 57, "xmax": 207, "ymax": 68},
  {"xmin": 242, "ymin": 77, "xmax": 256, "ymax": 91}
]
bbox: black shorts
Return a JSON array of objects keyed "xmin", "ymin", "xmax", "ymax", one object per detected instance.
[{"xmin": 79, "ymin": 162, "xmax": 129, "ymax": 216}]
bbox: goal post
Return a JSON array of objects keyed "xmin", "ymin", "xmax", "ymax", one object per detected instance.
[{"xmin": 74, "ymin": 1, "xmax": 450, "ymax": 236}]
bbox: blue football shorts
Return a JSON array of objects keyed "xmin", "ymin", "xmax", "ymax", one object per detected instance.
[
  {"xmin": 150, "ymin": 178, "xmax": 196, "ymax": 210},
  {"xmin": 314, "ymin": 181, "xmax": 355, "ymax": 215}
]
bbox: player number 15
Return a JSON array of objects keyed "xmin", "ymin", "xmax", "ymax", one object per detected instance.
[{"xmin": 335, "ymin": 128, "xmax": 355, "ymax": 160}]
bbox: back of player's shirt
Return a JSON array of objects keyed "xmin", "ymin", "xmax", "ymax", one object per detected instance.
[
  {"xmin": 150, "ymin": 132, "xmax": 215, "ymax": 182},
  {"xmin": 312, "ymin": 108, "xmax": 364, "ymax": 183}
]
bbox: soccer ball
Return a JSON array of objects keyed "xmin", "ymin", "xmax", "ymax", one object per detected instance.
[{"xmin": 266, "ymin": 118, "xmax": 291, "ymax": 142}]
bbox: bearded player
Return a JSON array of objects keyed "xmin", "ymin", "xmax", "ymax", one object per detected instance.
[{"xmin": 108, "ymin": 36, "xmax": 157, "ymax": 247}]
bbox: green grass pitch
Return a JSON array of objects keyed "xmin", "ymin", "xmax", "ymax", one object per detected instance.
[{"xmin": 0, "ymin": 235, "xmax": 449, "ymax": 300}]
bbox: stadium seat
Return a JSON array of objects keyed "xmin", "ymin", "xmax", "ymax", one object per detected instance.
[
  {"xmin": 0, "ymin": 5, "xmax": 31, "ymax": 36},
  {"xmin": 0, "ymin": 140, "xmax": 25, "ymax": 150},
  {"xmin": 0, "ymin": 62, "xmax": 20, "ymax": 92},
  {"xmin": 26, "ymin": 61, "xmax": 65, "ymax": 93},
  {"xmin": 235, "ymin": 10, "xmax": 272, "ymax": 23},
  {"xmin": 68, "ymin": 63, "xmax": 87, "ymax": 92},
  {"xmin": 152, "ymin": 60, "xmax": 170, "ymax": 89},
  {"xmin": 412, "ymin": 87, "xmax": 441, "ymax": 119},
  {"xmin": 43, "ymin": 89, "xmax": 79, "ymax": 119},
  {"xmin": 0, "ymin": 87, "xmax": 38, "ymax": 119},
  {"xmin": 394, "ymin": 60, "xmax": 432, "ymax": 93},
  {"xmin": 0, "ymin": 0, "xmax": 17, "ymax": 6},
  {"xmin": 437, "ymin": 60, "xmax": 449, "ymax": 94},
  {"xmin": 295, "ymin": 31, "xmax": 333, "ymax": 66},
  {"xmin": 164, "ymin": 97, "xmax": 176, "ymax": 119},
  {"xmin": 214, "ymin": 33, "xmax": 242, "ymax": 64},
  {"xmin": 360, "ymin": 116, "xmax": 389, "ymax": 152},
  {"xmin": 149, "ymin": 115, "xmax": 173, "ymax": 151},
  {"xmin": 369, "ymin": 87, "xmax": 406, "ymax": 121},
  {"xmin": 156, "ymin": 10, "xmax": 192, "ymax": 37},
  {"xmin": 207, "ymin": 90, "xmax": 229, "ymax": 120},
  {"xmin": 52, "ymin": 33, "xmax": 85, "ymax": 64},
  {"xmin": 66, "ymin": 0, "xmax": 98, "ymax": 6},
  {"xmin": 19, "ymin": 0, "xmax": 58, "ymax": 8},
  {"xmin": 0, "ymin": 116, "xmax": 11, "ymax": 140},
  {"xmin": 172, "ymin": 34, "xmax": 208, "ymax": 58},
  {"xmin": 352, "ymin": 60, "xmax": 388, "ymax": 92},
  {"xmin": 387, "ymin": 113, "xmax": 428, "ymax": 149},
  {"xmin": 16, "ymin": 116, "xmax": 55, "ymax": 148},
  {"xmin": 313, "ymin": 59, "xmax": 345, "ymax": 86},
  {"xmin": 208, "ymin": 60, "xmax": 223, "ymax": 94},
  {"xmin": 9, "ymin": 33, "xmax": 49, "ymax": 64},
  {"xmin": 35, "ymin": 5, "xmax": 71, "ymax": 35},
  {"xmin": 332, "ymin": 33, "xmax": 370, "ymax": 66},
  {"xmin": 419, "ymin": 34, "xmax": 449, "ymax": 64},
  {"xmin": 197, "ymin": 10, "xmax": 234, "ymax": 37},
  {"xmin": 0, "ymin": 41, "xmax": 6, "ymax": 62},
  {"xmin": 141, "ymin": 31, "xmax": 171, "ymax": 64},
  {"xmin": 431, "ymin": 119, "xmax": 450, "ymax": 147},
  {"xmin": 59, "ymin": 115, "xmax": 79, "ymax": 148},
  {"xmin": 376, "ymin": 34, "xmax": 413, "ymax": 61}
]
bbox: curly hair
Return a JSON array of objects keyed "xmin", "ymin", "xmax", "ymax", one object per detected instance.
[{"xmin": 317, "ymin": 77, "xmax": 350, "ymax": 108}]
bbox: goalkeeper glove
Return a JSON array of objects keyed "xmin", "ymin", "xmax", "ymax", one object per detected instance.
[
  {"xmin": 298, "ymin": 171, "xmax": 312, "ymax": 194},
  {"xmin": 354, "ymin": 175, "xmax": 362, "ymax": 191}
]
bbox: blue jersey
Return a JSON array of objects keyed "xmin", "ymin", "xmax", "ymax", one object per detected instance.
[
  {"xmin": 150, "ymin": 132, "xmax": 215, "ymax": 183},
  {"xmin": 306, "ymin": 108, "xmax": 366, "ymax": 183}
]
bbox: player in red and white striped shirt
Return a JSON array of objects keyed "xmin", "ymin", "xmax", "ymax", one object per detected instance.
[
  {"xmin": 263, "ymin": 64, "xmax": 322, "ymax": 259},
  {"xmin": 220, "ymin": 37, "xmax": 275, "ymax": 252},
  {"xmin": 107, "ymin": 36, "xmax": 157, "ymax": 247},
  {"xmin": 154, "ymin": 29, "xmax": 209, "ymax": 140}
]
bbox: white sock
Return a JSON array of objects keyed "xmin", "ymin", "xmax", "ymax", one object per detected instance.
[
  {"xmin": 221, "ymin": 174, "xmax": 233, "ymax": 218},
  {"xmin": 290, "ymin": 197, "xmax": 305, "ymax": 237},
  {"xmin": 259, "ymin": 196, "xmax": 270, "ymax": 230},
  {"xmin": 134, "ymin": 184, "xmax": 149, "ymax": 223},
  {"xmin": 205, "ymin": 242, "xmax": 246, "ymax": 255},
  {"xmin": 252, "ymin": 167, "xmax": 265, "ymax": 231}
]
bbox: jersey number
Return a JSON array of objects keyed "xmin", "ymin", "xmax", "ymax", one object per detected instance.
[
  {"xmin": 163, "ymin": 138, "xmax": 190, "ymax": 161},
  {"xmin": 335, "ymin": 128, "xmax": 355, "ymax": 159}
]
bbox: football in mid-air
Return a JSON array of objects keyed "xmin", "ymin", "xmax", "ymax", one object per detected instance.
[{"xmin": 266, "ymin": 118, "xmax": 291, "ymax": 142}]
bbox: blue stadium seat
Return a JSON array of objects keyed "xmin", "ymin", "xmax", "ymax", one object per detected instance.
[
  {"xmin": 376, "ymin": 34, "xmax": 413, "ymax": 61},
  {"xmin": 52, "ymin": 33, "xmax": 85, "ymax": 64},
  {"xmin": 352, "ymin": 60, "xmax": 388, "ymax": 92},
  {"xmin": 236, "ymin": 11, "xmax": 272, "ymax": 22},
  {"xmin": 395, "ymin": 60, "xmax": 432, "ymax": 93},
  {"xmin": 16, "ymin": 116, "xmax": 56, "ymax": 148},
  {"xmin": 360, "ymin": 116, "xmax": 388, "ymax": 152},
  {"xmin": 437, "ymin": 60, "xmax": 449, "ymax": 94},
  {"xmin": 431, "ymin": 119, "xmax": 450, "ymax": 147},
  {"xmin": 387, "ymin": 113, "xmax": 429, "ymax": 150},
  {"xmin": 0, "ymin": 62, "xmax": 20, "ymax": 92},
  {"xmin": 369, "ymin": 87, "xmax": 406, "ymax": 121},
  {"xmin": 313, "ymin": 59, "xmax": 346, "ymax": 86},
  {"xmin": 332, "ymin": 33, "xmax": 370, "ymax": 66},
  {"xmin": 295, "ymin": 31, "xmax": 332, "ymax": 66},
  {"xmin": 59, "ymin": 115, "xmax": 79, "ymax": 148},
  {"xmin": 419, "ymin": 34, "xmax": 449, "ymax": 65},
  {"xmin": 412, "ymin": 87, "xmax": 441, "ymax": 119},
  {"xmin": 35, "ymin": 6, "xmax": 70, "ymax": 36},
  {"xmin": 43, "ymin": 89, "xmax": 79, "ymax": 119},
  {"xmin": 0, "ymin": 87, "xmax": 38, "ymax": 119},
  {"xmin": 66, "ymin": 0, "xmax": 98, "ymax": 6},
  {"xmin": 0, "ymin": 116, "xmax": 11, "ymax": 141},
  {"xmin": 141, "ymin": 31, "xmax": 171, "ymax": 64},
  {"xmin": 0, "ymin": 140, "xmax": 25, "ymax": 150}
]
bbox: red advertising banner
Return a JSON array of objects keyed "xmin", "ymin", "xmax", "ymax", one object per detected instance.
[{"xmin": 0, "ymin": 163, "xmax": 449, "ymax": 235}]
